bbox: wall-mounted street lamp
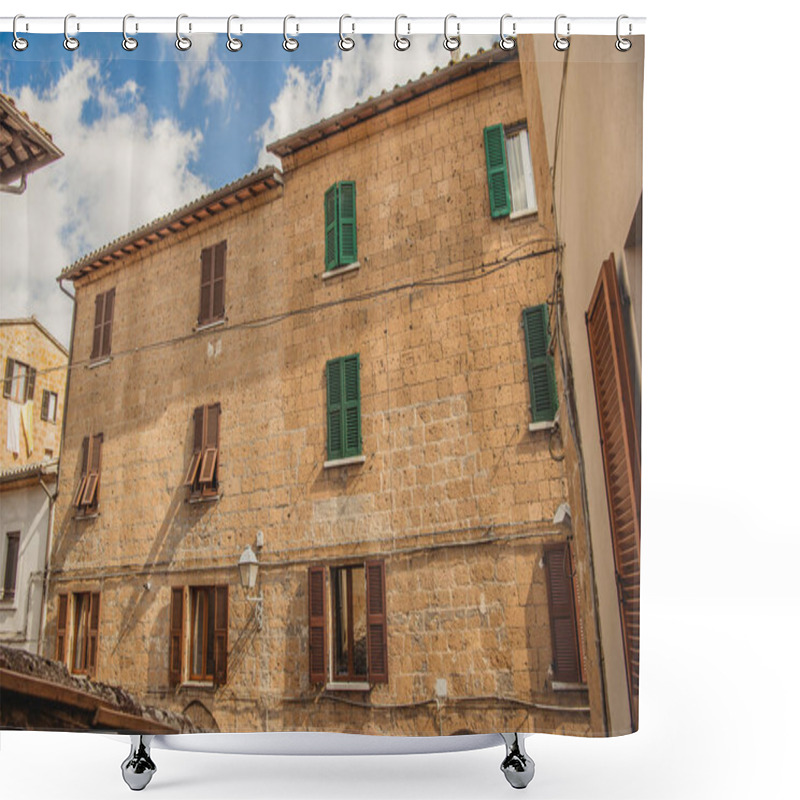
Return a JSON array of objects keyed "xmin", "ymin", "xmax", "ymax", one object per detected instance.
[{"xmin": 238, "ymin": 543, "xmax": 263, "ymax": 630}]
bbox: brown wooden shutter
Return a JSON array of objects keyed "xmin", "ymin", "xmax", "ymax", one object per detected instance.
[
  {"xmin": 366, "ymin": 560, "xmax": 388, "ymax": 683},
  {"xmin": 87, "ymin": 592, "xmax": 100, "ymax": 676},
  {"xmin": 41, "ymin": 390, "xmax": 49, "ymax": 421},
  {"xmin": 101, "ymin": 288, "xmax": 115, "ymax": 357},
  {"xmin": 82, "ymin": 434, "xmax": 103, "ymax": 509},
  {"xmin": 25, "ymin": 366, "xmax": 36, "ymax": 401},
  {"xmin": 212, "ymin": 241, "xmax": 226, "ymax": 321},
  {"xmin": 199, "ymin": 247, "xmax": 213, "ymax": 325},
  {"xmin": 587, "ymin": 253, "xmax": 641, "ymax": 721},
  {"xmin": 169, "ymin": 587, "xmax": 184, "ymax": 687},
  {"xmin": 72, "ymin": 437, "xmax": 90, "ymax": 507},
  {"xmin": 91, "ymin": 294, "xmax": 104, "ymax": 360},
  {"xmin": 2, "ymin": 358, "xmax": 13, "ymax": 398},
  {"xmin": 308, "ymin": 567, "xmax": 326, "ymax": 683},
  {"xmin": 543, "ymin": 544, "xmax": 582, "ymax": 683},
  {"xmin": 214, "ymin": 585, "xmax": 228, "ymax": 686},
  {"xmin": 3, "ymin": 533, "xmax": 20, "ymax": 599},
  {"xmin": 184, "ymin": 407, "xmax": 204, "ymax": 486},
  {"xmin": 199, "ymin": 403, "xmax": 220, "ymax": 487},
  {"xmin": 56, "ymin": 594, "xmax": 68, "ymax": 663}
]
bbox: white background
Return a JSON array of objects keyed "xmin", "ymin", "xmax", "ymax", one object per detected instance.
[{"xmin": 2, "ymin": 1, "xmax": 799, "ymax": 798}]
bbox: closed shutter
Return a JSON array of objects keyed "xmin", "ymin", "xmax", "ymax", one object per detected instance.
[
  {"xmin": 87, "ymin": 592, "xmax": 100, "ymax": 676},
  {"xmin": 366, "ymin": 561, "xmax": 388, "ymax": 683},
  {"xmin": 91, "ymin": 294, "xmax": 104, "ymax": 360},
  {"xmin": 56, "ymin": 594, "xmax": 68, "ymax": 663},
  {"xmin": 3, "ymin": 358, "xmax": 13, "ymax": 398},
  {"xmin": 41, "ymin": 390, "xmax": 49, "ymax": 420},
  {"xmin": 523, "ymin": 305, "xmax": 558, "ymax": 422},
  {"xmin": 199, "ymin": 246, "xmax": 213, "ymax": 325},
  {"xmin": 337, "ymin": 181, "xmax": 357, "ymax": 265},
  {"xmin": 342, "ymin": 354, "xmax": 361, "ymax": 457},
  {"xmin": 72, "ymin": 437, "xmax": 90, "ymax": 507},
  {"xmin": 326, "ymin": 359, "xmax": 344, "ymax": 460},
  {"xmin": 308, "ymin": 567, "xmax": 327, "ymax": 683},
  {"xmin": 483, "ymin": 124, "xmax": 511, "ymax": 218},
  {"xmin": 3, "ymin": 533, "xmax": 20, "ymax": 599},
  {"xmin": 324, "ymin": 184, "xmax": 339, "ymax": 270},
  {"xmin": 212, "ymin": 241, "xmax": 227, "ymax": 321},
  {"xmin": 587, "ymin": 253, "xmax": 641, "ymax": 722},
  {"xmin": 169, "ymin": 587, "xmax": 184, "ymax": 687},
  {"xmin": 101, "ymin": 289, "xmax": 115, "ymax": 357},
  {"xmin": 25, "ymin": 366, "xmax": 36, "ymax": 401},
  {"xmin": 543, "ymin": 544, "xmax": 582, "ymax": 683},
  {"xmin": 214, "ymin": 585, "xmax": 229, "ymax": 686}
]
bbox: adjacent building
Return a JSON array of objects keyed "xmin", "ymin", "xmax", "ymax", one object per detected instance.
[{"xmin": 44, "ymin": 38, "xmax": 643, "ymax": 737}]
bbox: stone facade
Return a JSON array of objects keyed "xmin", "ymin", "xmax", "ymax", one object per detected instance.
[{"xmin": 45, "ymin": 43, "xmax": 619, "ymax": 737}]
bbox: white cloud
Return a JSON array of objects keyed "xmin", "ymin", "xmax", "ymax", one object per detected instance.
[
  {"xmin": 0, "ymin": 58, "xmax": 208, "ymax": 346},
  {"xmin": 255, "ymin": 34, "xmax": 498, "ymax": 166},
  {"xmin": 174, "ymin": 35, "xmax": 231, "ymax": 109}
]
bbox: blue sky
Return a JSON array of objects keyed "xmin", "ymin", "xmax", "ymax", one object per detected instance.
[{"xmin": 1, "ymin": 32, "xmax": 496, "ymax": 344}]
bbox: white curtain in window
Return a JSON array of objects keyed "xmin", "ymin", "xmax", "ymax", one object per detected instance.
[{"xmin": 506, "ymin": 129, "xmax": 538, "ymax": 215}]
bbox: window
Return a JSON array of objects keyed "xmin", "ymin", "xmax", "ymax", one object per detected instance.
[
  {"xmin": 91, "ymin": 288, "xmax": 116, "ymax": 361},
  {"xmin": 3, "ymin": 357, "xmax": 36, "ymax": 404},
  {"xmin": 523, "ymin": 305, "xmax": 558, "ymax": 426},
  {"xmin": 41, "ymin": 389, "xmax": 58, "ymax": 423},
  {"xmin": 543, "ymin": 544, "xmax": 583, "ymax": 684},
  {"xmin": 168, "ymin": 585, "xmax": 228, "ymax": 686},
  {"xmin": 326, "ymin": 355, "xmax": 361, "ymax": 462},
  {"xmin": 2, "ymin": 532, "xmax": 20, "ymax": 601},
  {"xmin": 324, "ymin": 181, "xmax": 357, "ymax": 271},
  {"xmin": 198, "ymin": 241, "xmax": 227, "ymax": 326},
  {"xmin": 184, "ymin": 403, "xmax": 221, "ymax": 498},
  {"xmin": 72, "ymin": 434, "xmax": 103, "ymax": 514},
  {"xmin": 66, "ymin": 591, "xmax": 100, "ymax": 676},
  {"xmin": 308, "ymin": 561, "xmax": 387, "ymax": 685},
  {"xmin": 483, "ymin": 123, "xmax": 538, "ymax": 218}
]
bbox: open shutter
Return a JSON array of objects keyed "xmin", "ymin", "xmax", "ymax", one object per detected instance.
[
  {"xmin": 41, "ymin": 390, "xmax": 49, "ymax": 421},
  {"xmin": 326, "ymin": 359, "xmax": 344, "ymax": 460},
  {"xmin": 308, "ymin": 567, "xmax": 327, "ymax": 683},
  {"xmin": 82, "ymin": 434, "xmax": 103, "ymax": 509},
  {"xmin": 544, "ymin": 544, "xmax": 581, "ymax": 683},
  {"xmin": 3, "ymin": 358, "xmax": 13, "ymax": 398},
  {"xmin": 212, "ymin": 241, "xmax": 227, "ymax": 320},
  {"xmin": 214, "ymin": 585, "xmax": 229, "ymax": 686},
  {"xmin": 324, "ymin": 184, "xmax": 339, "ymax": 270},
  {"xmin": 101, "ymin": 289, "xmax": 115, "ymax": 357},
  {"xmin": 3, "ymin": 533, "xmax": 20, "ymax": 599},
  {"xmin": 366, "ymin": 561, "xmax": 388, "ymax": 683},
  {"xmin": 523, "ymin": 305, "xmax": 558, "ymax": 423},
  {"xmin": 91, "ymin": 294, "xmax": 104, "ymax": 359},
  {"xmin": 169, "ymin": 587, "xmax": 184, "ymax": 687},
  {"xmin": 342, "ymin": 354, "xmax": 361, "ymax": 457},
  {"xmin": 184, "ymin": 406, "xmax": 204, "ymax": 487},
  {"xmin": 587, "ymin": 253, "xmax": 641, "ymax": 722},
  {"xmin": 484, "ymin": 124, "xmax": 511, "ymax": 218},
  {"xmin": 87, "ymin": 592, "xmax": 100, "ymax": 676},
  {"xmin": 72, "ymin": 437, "xmax": 90, "ymax": 507},
  {"xmin": 56, "ymin": 594, "xmax": 68, "ymax": 663},
  {"xmin": 25, "ymin": 366, "xmax": 36, "ymax": 401},
  {"xmin": 199, "ymin": 403, "xmax": 220, "ymax": 487},
  {"xmin": 199, "ymin": 246, "xmax": 213, "ymax": 325},
  {"xmin": 337, "ymin": 181, "xmax": 357, "ymax": 265}
]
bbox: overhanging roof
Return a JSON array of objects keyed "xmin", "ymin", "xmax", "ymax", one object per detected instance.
[{"xmin": 0, "ymin": 92, "xmax": 63, "ymax": 185}]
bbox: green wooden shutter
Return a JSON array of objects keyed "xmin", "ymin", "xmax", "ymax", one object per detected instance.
[
  {"xmin": 342, "ymin": 354, "xmax": 361, "ymax": 457},
  {"xmin": 324, "ymin": 185, "xmax": 339, "ymax": 271},
  {"xmin": 326, "ymin": 358, "xmax": 344, "ymax": 460},
  {"xmin": 337, "ymin": 181, "xmax": 357, "ymax": 266},
  {"xmin": 484, "ymin": 124, "xmax": 511, "ymax": 218},
  {"xmin": 523, "ymin": 305, "xmax": 558, "ymax": 422}
]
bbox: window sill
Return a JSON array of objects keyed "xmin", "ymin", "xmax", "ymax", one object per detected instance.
[
  {"xmin": 194, "ymin": 318, "xmax": 227, "ymax": 333},
  {"xmin": 325, "ymin": 681, "xmax": 371, "ymax": 692},
  {"xmin": 0, "ymin": 598, "xmax": 18, "ymax": 609},
  {"xmin": 179, "ymin": 680, "xmax": 216, "ymax": 691},
  {"xmin": 87, "ymin": 357, "xmax": 111, "ymax": 369},
  {"xmin": 73, "ymin": 512, "xmax": 100, "ymax": 521},
  {"xmin": 323, "ymin": 455, "xmax": 366, "ymax": 469},
  {"xmin": 186, "ymin": 493, "xmax": 222, "ymax": 504},
  {"xmin": 552, "ymin": 681, "xmax": 588, "ymax": 692},
  {"xmin": 509, "ymin": 208, "xmax": 538, "ymax": 221},
  {"xmin": 322, "ymin": 261, "xmax": 360, "ymax": 280},
  {"xmin": 528, "ymin": 420, "xmax": 556, "ymax": 432}
]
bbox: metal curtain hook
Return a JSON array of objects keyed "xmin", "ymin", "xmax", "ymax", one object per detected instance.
[
  {"xmin": 122, "ymin": 14, "xmax": 138, "ymax": 51},
  {"xmin": 616, "ymin": 14, "xmax": 632, "ymax": 51},
  {"xmin": 443, "ymin": 14, "xmax": 460, "ymax": 52},
  {"xmin": 227, "ymin": 15, "xmax": 243, "ymax": 51},
  {"xmin": 63, "ymin": 14, "xmax": 79, "ymax": 51},
  {"xmin": 554, "ymin": 14, "xmax": 570, "ymax": 51},
  {"xmin": 176, "ymin": 14, "xmax": 192, "ymax": 51},
  {"xmin": 283, "ymin": 15, "xmax": 299, "ymax": 51},
  {"xmin": 338, "ymin": 15, "xmax": 355, "ymax": 51},
  {"xmin": 499, "ymin": 14, "xmax": 516, "ymax": 51},
  {"xmin": 394, "ymin": 15, "xmax": 410, "ymax": 51},
  {"xmin": 12, "ymin": 15, "xmax": 29, "ymax": 51}
]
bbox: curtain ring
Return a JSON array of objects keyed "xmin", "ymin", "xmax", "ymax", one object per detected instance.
[
  {"xmin": 499, "ymin": 14, "xmax": 516, "ymax": 51},
  {"xmin": 443, "ymin": 14, "xmax": 460, "ymax": 52},
  {"xmin": 227, "ymin": 15, "xmax": 243, "ymax": 51},
  {"xmin": 616, "ymin": 15, "xmax": 632, "ymax": 52},
  {"xmin": 554, "ymin": 14, "xmax": 570, "ymax": 51},
  {"xmin": 122, "ymin": 14, "xmax": 138, "ymax": 51},
  {"xmin": 175, "ymin": 14, "xmax": 192, "ymax": 51},
  {"xmin": 12, "ymin": 15, "xmax": 29, "ymax": 51},
  {"xmin": 283, "ymin": 15, "xmax": 299, "ymax": 51},
  {"xmin": 338, "ymin": 15, "xmax": 355, "ymax": 51},
  {"xmin": 63, "ymin": 14, "xmax": 79, "ymax": 51},
  {"xmin": 394, "ymin": 15, "xmax": 410, "ymax": 51}
]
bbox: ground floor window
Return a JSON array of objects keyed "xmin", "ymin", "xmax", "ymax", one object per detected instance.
[{"xmin": 55, "ymin": 591, "xmax": 100, "ymax": 677}]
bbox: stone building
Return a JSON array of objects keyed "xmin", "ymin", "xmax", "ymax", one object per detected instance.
[
  {"xmin": 1, "ymin": 318, "xmax": 68, "ymax": 653},
  {"xmin": 44, "ymin": 38, "xmax": 642, "ymax": 737}
]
